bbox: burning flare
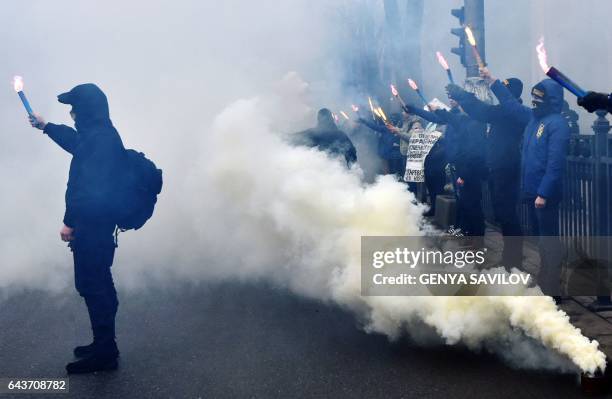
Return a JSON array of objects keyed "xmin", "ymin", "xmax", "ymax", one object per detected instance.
[
  {"xmin": 407, "ymin": 78, "xmax": 418, "ymax": 91},
  {"xmin": 390, "ymin": 84, "xmax": 399, "ymax": 97},
  {"xmin": 465, "ymin": 26, "xmax": 476, "ymax": 46},
  {"xmin": 368, "ymin": 96, "xmax": 376, "ymax": 114},
  {"xmin": 436, "ymin": 51, "xmax": 450, "ymax": 70},
  {"xmin": 13, "ymin": 76, "xmax": 24, "ymax": 92},
  {"xmin": 536, "ymin": 37, "xmax": 550, "ymax": 73},
  {"xmin": 340, "ymin": 111, "xmax": 350, "ymax": 120},
  {"xmin": 377, "ymin": 107, "xmax": 387, "ymax": 121},
  {"xmin": 351, "ymin": 104, "xmax": 359, "ymax": 113}
]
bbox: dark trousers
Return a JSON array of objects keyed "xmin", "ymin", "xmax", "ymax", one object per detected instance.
[
  {"xmin": 490, "ymin": 168, "xmax": 523, "ymax": 269},
  {"xmin": 71, "ymin": 223, "xmax": 119, "ymax": 356},
  {"xmin": 387, "ymin": 157, "xmax": 406, "ymax": 179},
  {"xmin": 457, "ymin": 177, "xmax": 484, "ymax": 236},
  {"xmin": 526, "ymin": 198, "xmax": 563, "ymax": 296},
  {"xmin": 424, "ymin": 167, "xmax": 446, "ymax": 215}
]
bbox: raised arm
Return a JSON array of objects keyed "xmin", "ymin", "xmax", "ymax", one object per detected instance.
[
  {"xmin": 44, "ymin": 123, "xmax": 79, "ymax": 154},
  {"xmin": 447, "ymin": 84, "xmax": 504, "ymax": 123},
  {"xmin": 357, "ymin": 118, "xmax": 389, "ymax": 134},
  {"xmin": 490, "ymin": 79, "xmax": 532, "ymax": 125},
  {"xmin": 403, "ymin": 104, "xmax": 445, "ymax": 124},
  {"xmin": 29, "ymin": 114, "xmax": 78, "ymax": 154}
]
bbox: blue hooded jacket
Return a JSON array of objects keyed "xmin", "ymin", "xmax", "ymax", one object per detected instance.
[{"xmin": 492, "ymin": 78, "xmax": 570, "ymax": 201}]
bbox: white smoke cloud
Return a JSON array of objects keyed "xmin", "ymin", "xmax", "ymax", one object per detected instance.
[
  {"xmin": 0, "ymin": 0, "xmax": 608, "ymax": 376},
  {"xmin": 162, "ymin": 72, "xmax": 603, "ymax": 374}
]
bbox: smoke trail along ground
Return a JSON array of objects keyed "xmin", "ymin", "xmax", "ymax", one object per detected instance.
[
  {"xmin": 0, "ymin": 0, "xmax": 608, "ymax": 377},
  {"xmin": 192, "ymin": 72, "xmax": 605, "ymax": 375}
]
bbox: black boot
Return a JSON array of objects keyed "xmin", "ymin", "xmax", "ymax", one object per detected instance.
[
  {"xmin": 66, "ymin": 354, "xmax": 118, "ymax": 374},
  {"xmin": 74, "ymin": 341, "xmax": 121, "ymax": 358},
  {"xmin": 74, "ymin": 342, "xmax": 96, "ymax": 358}
]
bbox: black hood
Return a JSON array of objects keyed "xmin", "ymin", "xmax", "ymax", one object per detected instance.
[
  {"xmin": 57, "ymin": 83, "xmax": 111, "ymax": 130},
  {"xmin": 316, "ymin": 108, "xmax": 338, "ymax": 132},
  {"xmin": 502, "ymin": 78, "xmax": 523, "ymax": 102}
]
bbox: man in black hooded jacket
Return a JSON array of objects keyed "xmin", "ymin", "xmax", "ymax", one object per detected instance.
[
  {"xmin": 406, "ymin": 102, "xmax": 487, "ymax": 237},
  {"xmin": 30, "ymin": 84, "xmax": 124, "ymax": 374},
  {"xmin": 445, "ymin": 79, "xmax": 526, "ymax": 269}
]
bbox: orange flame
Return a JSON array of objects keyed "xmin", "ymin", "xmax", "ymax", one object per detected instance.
[
  {"xmin": 407, "ymin": 78, "xmax": 418, "ymax": 91},
  {"xmin": 340, "ymin": 111, "xmax": 350, "ymax": 120},
  {"xmin": 332, "ymin": 113, "xmax": 339, "ymax": 122},
  {"xmin": 536, "ymin": 37, "xmax": 550, "ymax": 73},
  {"xmin": 436, "ymin": 51, "xmax": 449, "ymax": 70},
  {"xmin": 13, "ymin": 76, "xmax": 24, "ymax": 92},
  {"xmin": 465, "ymin": 26, "xmax": 476, "ymax": 46},
  {"xmin": 351, "ymin": 104, "xmax": 359, "ymax": 112},
  {"xmin": 390, "ymin": 84, "xmax": 399, "ymax": 97},
  {"xmin": 377, "ymin": 107, "xmax": 387, "ymax": 121}
]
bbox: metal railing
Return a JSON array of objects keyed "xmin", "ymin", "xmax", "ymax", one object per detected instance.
[{"xmin": 482, "ymin": 111, "xmax": 611, "ymax": 258}]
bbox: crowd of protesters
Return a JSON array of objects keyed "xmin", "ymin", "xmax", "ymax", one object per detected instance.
[{"xmin": 295, "ymin": 66, "xmax": 611, "ymax": 310}]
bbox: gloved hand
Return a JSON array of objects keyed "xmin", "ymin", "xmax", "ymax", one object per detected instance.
[
  {"xmin": 445, "ymin": 84, "xmax": 466, "ymax": 101},
  {"xmin": 577, "ymin": 91, "xmax": 610, "ymax": 113},
  {"xmin": 29, "ymin": 113, "xmax": 47, "ymax": 130},
  {"xmin": 402, "ymin": 104, "xmax": 417, "ymax": 114},
  {"xmin": 433, "ymin": 109, "xmax": 447, "ymax": 118}
]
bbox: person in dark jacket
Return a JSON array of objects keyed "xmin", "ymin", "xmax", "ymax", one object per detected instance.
[
  {"xmin": 356, "ymin": 115, "xmax": 404, "ymax": 177},
  {"xmin": 405, "ymin": 102, "xmax": 487, "ymax": 237},
  {"xmin": 29, "ymin": 84, "xmax": 124, "ymax": 373},
  {"xmin": 446, "ymin": 79, "xmax": 526, "ymax": 269},
  {"xmin": 577, "ymin": 91, "xmax": 612, "ymax": 114},
  {"xmin": 481, "ymin": 68, "xmax": 570, "ymax": 298},
  {"xmin": 293, "ymin": 108, "xmax": 357, "ymax": 167}
]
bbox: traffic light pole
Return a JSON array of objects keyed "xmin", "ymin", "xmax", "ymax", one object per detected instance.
[{"xmin": 451, "ymin": 0, "xmax": 486, "ymax": 78}]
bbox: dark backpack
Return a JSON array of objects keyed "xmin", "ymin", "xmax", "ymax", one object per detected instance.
[{"xmin": 115, "ymin": 149, "xmax": 163, "ymax": 230}]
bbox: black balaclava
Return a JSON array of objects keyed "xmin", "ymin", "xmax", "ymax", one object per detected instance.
[{"xmin": 531, "ymin": 78, "xmax": 564, "ymax": 119}]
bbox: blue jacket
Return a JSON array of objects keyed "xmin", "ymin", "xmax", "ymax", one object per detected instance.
[
  {"xmin": 451, "ymin": 88, "xmax": 525, "ymax": 173},
  {"xmin": 492, "ymin": 79, "xmax": 570, "ymax": 201},
  {"xmin": 409, "ymin": 106, "xmax": 486, "ymax": 179}
]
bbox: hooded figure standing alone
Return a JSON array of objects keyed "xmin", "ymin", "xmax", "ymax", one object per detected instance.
[{"xmin": 30, "ymin": 84, "xmax": 124, "ymax": 373}]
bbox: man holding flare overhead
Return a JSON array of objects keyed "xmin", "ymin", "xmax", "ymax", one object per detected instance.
[
  {"xmin": 479, "ymin": 66, "xmax": 569, "ymax": 299},
  {"xmin": 445, "ymin": 77, "xmax": 526, "ymax": 270}
]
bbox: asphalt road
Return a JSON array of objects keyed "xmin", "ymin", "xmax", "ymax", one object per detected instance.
[{"xmin": 0, "ymin": 282, "xmax": 596, "ymax": 398}]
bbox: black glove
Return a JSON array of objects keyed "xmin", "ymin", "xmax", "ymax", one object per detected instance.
[
  {"xmin": 445, "ymin": 84, "xmax": 466, "ymax": 101},
  {"xmin": 402, "ymin": 104, "xmax": 418, "ymax": 114},
  {"xmin": 433, "ymin": 109, "xmax": 449, "ymax": 118},
  {"xmin": 577, "ymin": 91, "xmax": 610, "ymax": 113}
]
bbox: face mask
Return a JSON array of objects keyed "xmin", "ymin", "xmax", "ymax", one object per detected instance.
[{"xmin": 532, "ymin": 100, "xmax": 552, "ymax": 118}]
